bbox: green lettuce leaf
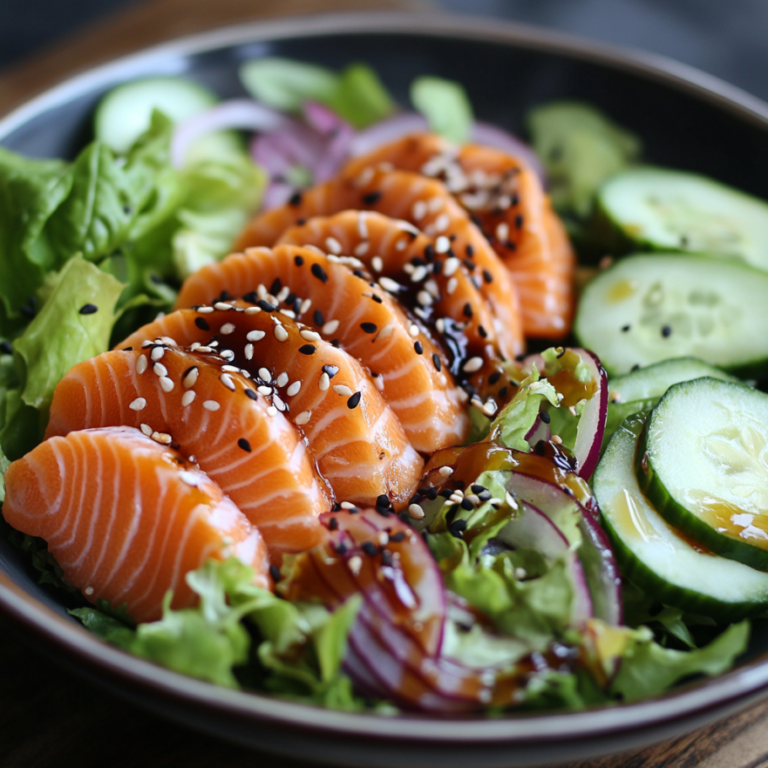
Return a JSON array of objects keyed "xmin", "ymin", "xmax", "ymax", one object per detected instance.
[
  {"xmin": 328, "ymin": 64, "xmax": 396, "ymax": 129},
  {"xmin": 14, "ymin": 255, "xmax": 124, "ymax": 411},
  {"xmin": 411, "ymin": 76, "xmax": 473, "ymax": 144},
  {"xmin": 0, "ymin": 148, "xmax": 73, "ymax": 315}
]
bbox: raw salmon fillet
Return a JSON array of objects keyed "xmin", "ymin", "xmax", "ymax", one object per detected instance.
[
  {"xmin": 117, "ymin": 306, "xmax": 424, "ymax": 509},
  {"xmin": 342, "ymin": 133, "xmax": 576, "ymax": 339},
  {"xmin": 2, "ymin": 426, "xmax": 270, "ymax": 622},
  {"xmin": 234, "ymin": 167, "xmax": 525, "ymax": 356},
  {"xmin": 175, "ymin": 245, "xmax": 469, "ymax": 452},
  {"xmin": 45, "ymin": 347, "xmax": 330, "ymax": 560}
]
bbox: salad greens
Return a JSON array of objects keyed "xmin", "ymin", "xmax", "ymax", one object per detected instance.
[{"xmin": 410, "ymin": 76, "xmax": 474, "ymax": 144}]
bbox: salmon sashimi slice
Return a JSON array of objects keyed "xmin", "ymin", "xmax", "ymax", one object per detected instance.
[
  {"xmin": 45, "ymin": 347, "xmax": 330, "ymax": 560},
  {"xmin": 342, "ymin": 133, "xmax": 576, "ymax": 339},
  {"xmin": 175, "ymin": 245, "xmax": 470, "ymax": 452},
  {"xmin": 2, "ymin": 426, "xmax": 270, "ymax": 622},
  {"xmin": 273, "ymin": 211, "xmax": 516, "ymax": 409},
  {"xmin": 234, "ymin": 167, "xmax": 525, "ymax": 356},
  {"xmin": 117, "ymin": 305, "xmax": 424, "ymax": 509}
]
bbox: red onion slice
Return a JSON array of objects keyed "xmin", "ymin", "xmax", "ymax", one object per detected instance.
[
  {"xmin": 171, "ymin": 99, "xmax": 290, "ymax": 168},
  {"xmin": 568, "ymin": 348, "xmax": 608, "ymax": 481},
  {"xmin": 471, "ymin": 121, "xmax": 546, "ymax": 184},
  {"xmin": 349, "ymin": 112, "xmax": 430, "ymax": 156}
]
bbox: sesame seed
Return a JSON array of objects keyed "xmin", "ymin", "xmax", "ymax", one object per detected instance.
[
  {"xmin": 333, "ymin": 384, "xmax": 354, "ymax": 397},
  {"xmin": 347, "ymin": 555, "xmax": 363, "ymax": 576},
  {"xmin": 379, "ymin": 277, "xmax": 401, "ymax": 293},
  {"xmin": 299, "ymin": 344, "xmax": 316, "ymax": 355},
  {"xmin": 325, "ymin": 237, "xmax": 342, "ymax": 254},
  {"xmin": 319, "ymin": 372, "xmax": 330, "ymax": 391},
  {"xmin": 243, "ymin": 343, "xmax": 253, "ymax": 360},
  {"xmin": 256, "ymin": 299, "xmax": 275, "ymax": 312},
  {"xmin": 322, "ymin": 319, "xmax": 340, "ymax": 335},
  {"xmin": 300, "ymin": 329, "xmax": 321, "ymax": 342},
  {"xmin": 294, "ymin": 410, "xmax": 311, "ymax": 426},
  {"xmin": 428, "ymin": 196, "xmax": 444, "ymax": 213},
  {"xmin": 152, "ymin": 431, "xmax": 172, "ymax": 445},
  {"xmin": 238, "ymin": 438, "xmax": 252, "ymax": 453},
  {"xmin": 136, "ymin": 355, "xmax": 148, "ymax": 375},
  {"xmin": 443, "ymin": 257, "xmax": 460, "ymax": 277},
  {"xmin": 410, "ymin": 265, "xmax": 428, "ymax": 282},
  {"xmin": 129, "ymin": 397, "xmax": 147, "ymax": 411},
  {"xmin": 286, "ymin": 381, "xmax": 301, "ymax": 397},
  {"xmin": 220, "ymin": 323, "xmax": 236, "ymax": 335},
  {"xmin": 395, "ymin": 239, "xmax": 407, "ymax": 251},
  {"xmin": 203, "ymin": 400, "xmax": 220, "ymax": 412},
  {"xmin": 412, "ymin": 200, "xmax": 428, "ymax": 220},
  {"xmin": 180, "ymin": 366, "xmax": 197, "ymax": 389},
  {"xmin": 182, "ymin": 391, "xmax": 196, "ymax": 406},
  {"xmin": 220, "ymin": 373, "xmax": 236, "ymax": 391},
  {"xmin": 159, "ymin": 377, "xmax": 174, "ymax": 392},
  {"xmin": 214, "ymin": 302, "xmax": 233, "ymax": 311},
  {"xmin": 244, "ymin": 306, "xmax": 261, "ymax": 315},
  {"xmin": 151, "ymin": 362, "xmax": 167, "ymax": 378},
  {"xmin": 179, "ymin": 470, "xmax": 199, "ymax": 487},
  {"xmin": 197, "ymin": 306, "xmax": 214, "ymax": 314},
  {"xmin": 425, "ymin": 278, "xmax": 439, "ymax": 297},
  {"xmin": 257, "ymin": 367, "xmax": 271, "ymax": 383},
  {"xmin": 140, "ymin": 423, "xmax": 152, "ymax": 436},
  {"xmin": 361, "ymin": 322, "xmax": 377, "ymax": 334},
  {"xmin": 362, "ymin": 191, "xmax": 382, "ymax": 205},
  {"xmin": 446, "ymin": 277, "xmax": 458, "ymax": 295},
  {"xmin": 267, "ymin": 406, "xmax": 277, "ymax": 417},
  {"xmin": 661, "ymin": 325, "xmax": 672, "ymax": 338},
  {"xmin": 414, "ymin": 341, "xmax": 423, "ymax": 355},
  {"xmin": 274, "ymin": 372, "xmax": 287, "ymax": 388},
  {"xmin": 222, "ymin": 365, "xmax": 240, "ymax": 373},
  {"xmin": 408, "ymin": 503, "xmax": 425, "ymax": 520},
  {"xmin": 408, "ymin": 324, "xmax": 420, "ymax": 338},
  {"xmin": 417, "ymin": 290, "xmax": 433, "ymax": 307},
  {"xmin": 432, "ymin": 353, "xmax": 442, "ymax": 372},
  {"xmin": 435, "ymin": 236, "xmax": 451, "ymax": 253},
  {"xmin": 496, "ymin": 222, "xmax": 509, "ymax": 242},
  {"xmin": 433, "ymin": 213, "xmax": 450, "ymax": 233},
  {"xmin": 246, "ymin": 330, "xmax": 266, "ymax": 344},
  {"xmin": 439, "ymin": 466, "xmax": 454, "ymax": 477},
  {"xmin": 371, "ymin": 255, "xmax": 383, "ymax": 273},
  {"xmin": 371, "ymin": 373, "xmax": 384, "ymax": 391},
  {"xmin": 463, "ymin": 357, "xmax": 483, "ymax": 373},
  {"xmin": 79, "ymin": 303, "xmax": 98, "ymax": 315},
  {"xmin": 84, "ymin": 586, "xmax": 94, "ymax": 595},
  {"xmin": 311, "ymin": 263, "xmax": 328, "ymax": 283},
  {"xmin": 482, "ymin": 269, "xmax": 493, "ymax": 284},
  {"xmin": 257, "ymin": 386, "xmax": 272, "ymax": 396},
  {"xmin": 220, "ymin": 350, "xmax": 235, "ymax": 362},
  {"xmin": 347, "ymin": 391, "xmax": 362, "ymax": 409},
  {"xmin": 274, "ymin": 325, "xmax": 289, "ymax": 342},
  {"xmin": 273, "ymin": 393, "xmax": 286, "ymax": 411},
  {"xmin": 463, "ymin": 302, "xmax": 473, "ymax": 319},
  {"xmin": 150, "ymin": 346, "xmax": 165, "ymax": 362}
]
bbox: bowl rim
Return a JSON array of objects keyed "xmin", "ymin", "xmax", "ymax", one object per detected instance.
[{"xmin": 3, "ymin": 9, "xmax": 768, "ymax": 746}]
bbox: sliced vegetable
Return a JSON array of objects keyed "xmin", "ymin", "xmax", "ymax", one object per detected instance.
[
  {"xmin": 596, "ymin": 413, "xmax": 768, "ymax": 620},
  {"xmin": 575, "ymin": 253, "xmax": 768, "ymax": 376},
  {"xmin": 410, "ymin": 76, "xmax": 473, "ymax": 144},
  {"xmin": 639, "ymin": 377, "xmax": 768, "ymax": 571},
  {"xmin": 594, "ymin": 167, "xmax": 768, "ymax": 268}
]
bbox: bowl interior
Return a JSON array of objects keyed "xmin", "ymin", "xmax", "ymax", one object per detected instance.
[{"xmin": 3, "ymin": 14, "xmax": 768, "ymax": 764}]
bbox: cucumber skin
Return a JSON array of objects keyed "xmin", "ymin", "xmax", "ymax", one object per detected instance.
[
  {"xmin": 596, "ymin": 415, "xmax": 768, "ymax": 621},
  {"xmin": 637, "ymin": 416, "xmax": 768, "ymax": 573}
]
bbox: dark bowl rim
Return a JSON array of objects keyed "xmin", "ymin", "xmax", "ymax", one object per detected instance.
[{"xmin": 3, "ymin": 9, "xmax": 768, "ymax": 746}]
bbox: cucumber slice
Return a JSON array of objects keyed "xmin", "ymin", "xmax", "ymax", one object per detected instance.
[
  {"xmin": 574, "ymin": 253, "xmax": 768, "ymax": 376},
  {"xmin": 596, "ymin": 167, "xmax": 768, "ymax": 270},
  {"xmin": 639, "ymin": 377, "xmax": 768, "ymax": 570},
  {"xmin": 594, "ymin": 412, "xmax": 768, "ymax": 620},
  {"xmin": 95, "ymin": 77, "xmax": 223, "ymax": 155}
]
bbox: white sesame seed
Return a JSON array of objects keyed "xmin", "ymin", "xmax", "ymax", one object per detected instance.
[
  {"xmin": 277, "ymin": 286, "xmax": 290, "ymax": 303},
  {"xmin": 496, "ymin": 222, "xmax": 509, "ymax": 242},
  {"xmin": 435, "ymin": 236, "xmax": 451, "ymax": 254},
  {"xmin": 287, "ymin": 381, "xmax": 301, "ymax": 397},
  {"xmin": 152, "ymin": 362, "xmax": 167, "ymax": 377},
  {"xmin": 411, "ymin": 265, "xmax": 428, "ymax": 282},
  {"xmin": 333, "ymin": 384, "xmax": 354, "ymax": 397},
  {"xmin": 355, "ymin": 167, "xmax": 375, "ymax": 187},
  {"xmin": 247, "ymin": 330, "xmax": 266, "ymax": 343},
  {"xmin": 294, "ymin": 410, "xmax": 311, "ymax": 425},
  {"xmin": 203, "ymin": 400, "xmax": 220, "ymax": 411},
  {"xmin": 372, "ymin": 373, "xmax": 384, "ymax": 391},
  {"xmin": 436, "ymin": 318, "xmax": 446, "ymax": 333},
  {"xmin": 395, "ymin": 239, "xmax": 407, "ymax": 251},
  {"xmin": 402, "ymin": 263, "xmax": 415, "ymax": 275},
  {"xmin": 220, "ymin": 323, "xmax": 236, "ymax": 335},
  {"xmin": 498, "ymin": 194, "xmax": 512, "ymax": 209},
  {"xmin": 417, "ymin": 290, "xmax": 433, "ymax": 307},
  {"xmin": 323, "ymin": 319, "xmax": 340, "ymax": 335},
  {"xmin": 439, "ymin": 466, "xmax": 454, "ymax": 477},
  {"xmin": 379, "ymin": 276, "xmax": 401, "ymax": 293},
  {"xmin": 244, "ymin": 344, "xmax": 254, "ymax": 360},
  {"xmin": 407, "ymin": 324, "xmax": 419, "ymax": 338},
  {"xmin": 443, "ymin": 257, "xmax": 460, "ymax": 277},
  {"xmin": 150, "ymin": 346, "xmax": 165, "ymax": 362},
  {"xmin": 222, "ymin": 365, "xmax": 239, "ymax": 373},
  {"xmin": 220, "ymin": 373, "xmax": 236, "ymax": 391},
  {"xmin": 446, "ymin": 277, "xmax": 458, "ymax": 295},
  {"xmin": 159, "ymin": 376, "xmax": 174, "ymax": 392},
  {"xmin": 425, "ymin": 278, "xmax": 439, "ymax": 297},
  {"xmin": 220, "ymin": 350, "xmax": 235, "ymax": 362},
  {"xmin": 274, "ymin": 325, "xmax": 289, "ymax": 342},
  {"xmin": 300, "ymin": 329, "xmax": 321, "ymax": 342},
  {"xmin": 371, "ymin": 256, "xmax": 383, "ymax": 273},
  {"xmin": 273, "ymin": 394, "xmax": 286, "ymax": 411},
  {"xmin": 463, "ymin": 357, "xmax": 484, "ymax": 373},
  {"xmin": 258, "ymin": 367, "xmax": 271, "ymax": 382},
  {"xmin": 466, "ymin": 494, "xmax": 480, "ymax": 506},
  {"xmin": 319, "ymin": 372, "xmax": 330, "ymax": 391},
  {"xmin": 377, "ymin": 531, "xmax": 389, "ymax": 546},
  {"xmin": 326, "ymin": 254, "xmax": 341, "ymax": 264},
  {"xmin": 276, "ymin": 372, "xmax": 289, "ymax": 388},
  {"xmin": 449, "ymin": 494, "xmax": 463, "ymax": 505},
  {"xmin": 197, "ymin": 306, "xmax": 214, "ymax": 314},
  {"xmin": 214, "ymin": 302, "xmax": 233, "ymax": 311},
  {"xmin": 135, "ymin": 355, "xmax": 148, "ymax": 375},
  {"xmin": 408, "ymin": 503, "xmax": 425, "ymax": 520},
  {"xmin": 152, "ymin": 431, "xmax": 172, "ymax": 445},
  {"xmin": 347, "ymin": 555, "xmax": 363, "ymax": 576},
  {"xmin": 325, "ymin": 236, "xmax": 342, "ymax": 254},
  {"xmin": 257, "ymin": 386, "xmax": 272, "ymax": 396},
  {"xmin": 354, "ymin": 241, "xmax": 370, "ymax": 257},
  {"xmin": 412, "ymin": 200, "xmax": 428, "ymax": 220},
  {"xmin": 183, "ymin": 367, "xmax": 198, "ymax": 389},
  {"xmin": 267, "ymin": 406, "xmax": 277, "ymax": 417},
  {"xmin": 140, "ymin": 423, "xmax": 152, "ymax": 436},
  {"xmin": 244, "ymin": 306, "xmax": 261, "ymax": 315},
  {"xmin": 433, "ymin": 213, "xmax": 450, "ymax": 233},
  {"xmin": 182, "ymin": 391, "xmax": 196, "ymax": 406},
  {"xmin": 179, "ymin": 471, "xmax": 199, "ymax": 487},
  {"xmin": 428, "ymin": 196, "xmax": 444, "ymax": 213},
  {"xmin": 357, "ymin": 211, "xmax": 369, "ymax": 238},
  {"xmin": 189, "ymin": 342, "xmax": 201, "ymax": 351},
  {"xmin": 129, "ymin": 397, "xmax": 146, "ymax": 411},
  {"xmin": 551, "ymin": 434, "xmax": 563, "ymax": 445},
  {"xmin": 376, "ymin": 323, "xmax": 394, "ymax": 341}
]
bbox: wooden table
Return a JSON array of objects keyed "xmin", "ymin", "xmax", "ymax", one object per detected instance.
[{"xmin": 2, "ymin": 1, "xmax": 768, "ymax": 766}]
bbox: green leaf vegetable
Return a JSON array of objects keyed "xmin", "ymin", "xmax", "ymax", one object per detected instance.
[{"xmin": 410, "ymin": 76, "xmax": 474, "ymax": 144}]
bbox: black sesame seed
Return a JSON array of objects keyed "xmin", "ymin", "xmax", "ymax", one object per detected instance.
[
  {"xmin": 482, "ymin": 269, "xmax": 493, "ymax": 284},
  {"xmin": 311, "ymin": 263, "xmax": 328, "ymax": 283},
  {"xmin": 460, "ymin": 498, "xmax": 474, "ymax": 511},
  {"xmin": 411, "ymin": 256, "xmax": 426, "ymax": 267},
  {"xmin": 432, "ymin": 353, "xmax": 442, "ymax": 372},
  {"xmin": 381, "ymin": 550, "xmax": 393, "ymax": 566},
  {"xmin": 334, "ymin": 542, "xmax": 348, "ymax": 555},
  {"xmin": 414, "ymin": 341, "xmax": 423, "ymax": 355},
  {"xmin": 331, "ymin": 339, "xmax": 340, "ymax": 348},
  {"xmin": 432, "ymin": 260, "xmax": 443, "ymax": 275},
  {"xmin": 286, "ymin": 292, "xmax": 297, "ymax": 306},
  {"xmin": 347, "ymin": 391, "xmax": 362, "ymax": 409},
  {"xmin": 244, "ymin": 389, "xmax": 258, "ymax": 400},
  {"xmin": 313, "ymin": 309, "xmax": 324, "ymax": 326},
  {"xmin": 661, "ymin": 325, "xmax": 672, "ymax": 338},
  {"xmin": 534, "ymin": 440, "xmax": 547, "ymax": 456},
  {"xmin": 0, "ymin": 341, "xmax": 12, "ymax": 355},
  {"xmin": 424, "ymin": 244, "xmax": 435, "ymax": 262},
  {"xmin": 242, "ymin": 291, "xmax": 258, "ymax": 304},
  {"xmin": 505, "ymin": 241, "xmax": 517, "ymax": 251},
  {"xmin": 322, "ymin": 364, "xmax": 339, "ymax": 378},
  {"xmin": 478, "ymin": 325, "xmax": 488, "ymax": 339},
  {"xmin": 257, "ymin": 299, "xmax": 276, "ymax": 312},
  {"xmin": 362, "ymin": 191, "xmax": 382, "ymax": 205},
  {"xmin": 465, "ymin": 244, "xmax": 474, "ymax": 258},
  {"xmin": 489, "ymin": 370, "xmax": 501, "ymax": 385},
  {"xmin": 294, "ymin": 255, "xmax": 304, "ymax": 266},
  {"xmin": 449, "ymin": 518, "xmax": 467, "ymax": 538},
  {"xmin": 123, "ymin": 346, "xmax": 133, "ymax": 351},
  {"xmin": 79, "ymin": 303, "xmax": 98, "ymax": 315},
  {"xmin": 362, "ymin": 541, "xmax": 379, "ymax": 557},
  {"xmin": 376, "ymin": 494, "xmax": 390, "ymax": 509},
  {"xmin": 499, "ymin": 387, "xmax": 509, "ymax": 398},
  {"xmin": 238, "ymin": 438, "xmax": 252, "ymax": 453},
  {"xmin": 217, "ymin": 290, "xmax": 231, "ymax": 302},
  {"xmin": 540, "ymin": 411, "xmax": 551, "ymax": 424},
  {"xmin": 328, "ymin": 517, "xmax": 339, "ymax": 531},
  {"xmin": 438, "ymin": 489, "xmax": 453, "ymax": 498},
  {"xmin": 269, "ymin": 565, "xmax": 282, "ymax": 582},
  {"xmin": 621, "ymin": 324, "xmax": 631, "ymax": 332},
  {"xmin": 289, "ymin": 191, "xmax": 302, "ymax": 206},
  {"xmin": 462, "ymin": 303, "xmax": 473, "ymax": 319},
  {"xmin": 299, "ymin": 344, "xmax": 316, "ymax": 355},
  {"xmin": 389, "ymin": 531, "xmax": 406, "ymax": 543},
  {"xmin": 370, "ymin": 294, "xmax": 382, "ymax": 304},
  {"xmin": 296, "ymin": 218, "xmax": 306, "ymax": 225},
  {"xmin": 361, "ymin": 322, "xmax": 377, "ymax": 334},
  {"xmin": 353, "ymin": 269, "xmax": 366, "ymax": 279},
  {"xmin": 478, "ymin": 491, "xmax": 492, "ymax": 502},
  {"xmin": 471, "ymin": 484, "xmax": 486, "ymax": 494},
  {"xmin": 194, "ymin": 317, "xmax": 211, "ymax": 331},
  {"xmin": 515, "ymin": 214, "xmax": 524, "ymax": 229},
  {"xmin": 270, "ymin": 277, "xmax": 282, "ymax": 296},
  {"xmin": 631, "ymin": 364, "xmax": 640, "ymax": 372}
]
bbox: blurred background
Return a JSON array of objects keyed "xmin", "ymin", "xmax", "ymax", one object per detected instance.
[{"xmin": 2, "ymin": 0, "xmax": 766, "ymax": 104}]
